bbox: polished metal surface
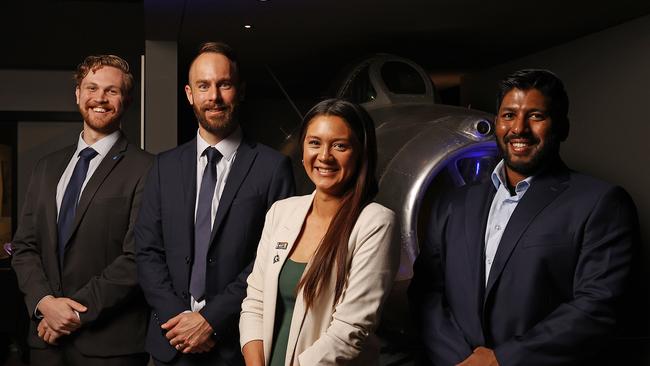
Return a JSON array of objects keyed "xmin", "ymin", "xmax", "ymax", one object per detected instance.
[{"xmin": 347, "ymin": 55, "xmax": 497, "ymax": 279}]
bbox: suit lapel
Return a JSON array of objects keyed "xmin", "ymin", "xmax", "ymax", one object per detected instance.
[
  {"xmin": 484, "ymin": 167, "xmax": 570, "ymax": 301},
  {"xmin": 257, "ymin": 194, "xmax": 313, "ymax": 363},
  {"xmin": 464, "ymin": 183, "xmax": 495, "ymax": 284},
  {"xmin": 270, "ymin": 193, "xmax": 315, "ymax": 279},
  {"xmin": 47, "ymin": 145, "xmax": 76, "ymax": 264},
  {"xmin": 180, "ymin": 138, "xmax": 198, "ymax": 263},
  {"xmin": 464, "ymin": 182, "xmax": 494, "ymax": 343},
  {"xmin": 65, "ymin": 135, "xmax": 128, "ymax": 247},
  {"xmin": 209, "ymin": 140, "xmax": 257, "ymax": 245},
  {"xmin": 281, "ymin": 194, "xmax": 315, "ymax": 365}
]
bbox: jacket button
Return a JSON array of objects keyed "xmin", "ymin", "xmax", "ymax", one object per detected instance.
[
  {"xmin": 185, "ymin": 256, "xmax": 190, "ymax": 264},
  {"xmin": 208, "ymin": 258, "xmax": 213, "ymax": 264},
  {"xmin": 182, "ymin": 291, "xmax": 188, "ymax": 299}
]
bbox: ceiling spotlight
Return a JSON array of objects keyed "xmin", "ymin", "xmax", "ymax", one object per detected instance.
[{"xmin": 244, "ymin": 24, "xmax": 252, "ymax": 29}]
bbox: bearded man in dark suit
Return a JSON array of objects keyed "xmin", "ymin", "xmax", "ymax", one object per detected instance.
[{"xmin": 135, "ymin": 42, "xmax": 295, "ymax": 366}]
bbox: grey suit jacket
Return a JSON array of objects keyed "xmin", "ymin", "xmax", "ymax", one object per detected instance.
[{"xmin": 12, "ymin": 133, "xmax": 153, "ymax": 356}]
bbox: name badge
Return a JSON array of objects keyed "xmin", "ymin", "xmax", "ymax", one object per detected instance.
[{"xmin": 276, "ymin": 242, "xmax": 288, "ymax": 250}]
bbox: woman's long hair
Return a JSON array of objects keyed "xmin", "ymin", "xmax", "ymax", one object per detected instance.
[{"xmin": 297, "ymin": 98, "xmax": 378, "ymax": 310}]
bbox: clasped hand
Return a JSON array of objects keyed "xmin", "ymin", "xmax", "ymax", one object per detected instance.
[
  {"xmin": 162, "ymin": 312, "xmax": 215, "ymax": 354},
  {"xmin": 36, "ymin": 296, "xmax": 87, "ymax": 345},
  {"xmin": 456, "ymin": 347, "xmax": 500, "ymax": 366}
]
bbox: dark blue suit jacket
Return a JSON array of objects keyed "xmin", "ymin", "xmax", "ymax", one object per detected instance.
[
  {"xmin": 135, "ymin": 137, "xmax": 294, "ymax": 364},
  {"xmin": 409, "ymin": 160, "xmax": 639, "ymax": 366}
]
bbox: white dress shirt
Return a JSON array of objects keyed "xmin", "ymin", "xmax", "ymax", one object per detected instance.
[
  {"xmin": 484, "ymin": 159, "xmax": 534, "ymax": 286},
  {"xmin": 191, "ymin": 128, "xmax": 242, "ymax": 312},
  {"xmin": 56, "ymin": 130, "xmax": 120, "ymax": 218}
]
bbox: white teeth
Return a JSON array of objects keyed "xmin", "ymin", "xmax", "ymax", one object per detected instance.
[
  {"xmin": 512, "ymin": 142, "xmax": 529, "ymax": 148},
  {"xmin": 316, "ymin": 168, "xmax": 335, "ymax": 173},
  {"xmin": 92, "ymin": 107, "xmax": 107, "ymax": 113}
]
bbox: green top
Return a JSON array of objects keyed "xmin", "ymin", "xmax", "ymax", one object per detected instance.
[{"xmin": 269, "ymin": 258, "xmax": 307, "ymax": 366}]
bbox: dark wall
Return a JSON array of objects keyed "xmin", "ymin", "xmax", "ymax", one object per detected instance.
[{"xmin": 461, "ymin": 14, "xmax": 649, "ymax": 252}]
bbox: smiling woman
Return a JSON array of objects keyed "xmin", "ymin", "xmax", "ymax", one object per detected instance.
[
  {"xmin": 302, "ymin": 114, "xmax": 358, "ymax": 198},
  {"xmin": 240, "ymin": 99, "xmax": 400, "ymax": 366}
]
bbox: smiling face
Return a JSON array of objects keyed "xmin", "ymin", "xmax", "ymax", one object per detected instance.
[
  {"xmin": 75, "ymin": 65, "xmax": 128, "ymax": 136},
  {"xmin": 303, "ymin": 115, "xmax": 359, "ymax": 198},
  {"xmin": 496, "ymin": 88, "xmax": 561, "ymax": 186},
  {"xmin": 185, "ymin": 52, "xmax": 239, "ymax": 143}
]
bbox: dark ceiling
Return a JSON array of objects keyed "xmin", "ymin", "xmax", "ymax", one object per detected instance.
[
  {"xmin": 151, "ymin": 0, "xmax": 650, "ymax": 70},
  {"xmin": 3, "ymin": 0, "xmax": 650, "ymax": 94},
  {"xmin": 2, "ymin": 1, "xmax": 143, "ymax": 70}
]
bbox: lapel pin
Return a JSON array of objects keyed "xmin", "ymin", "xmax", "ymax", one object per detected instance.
[
  {"xmin": 276, "ymin": 242, "xmax": 288, "ymax": 250},
  {"xmin": 112, "ymin": 154, "xmax": 123, "ymax": 161},
  {"xmin": 273, "ymin": 254, "xmax": 280, "ymax": 263}
]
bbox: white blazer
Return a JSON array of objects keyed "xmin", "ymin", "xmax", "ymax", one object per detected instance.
[{"xmin": 239, "ymin": 193, "xmax": 399, "ymax": 365}]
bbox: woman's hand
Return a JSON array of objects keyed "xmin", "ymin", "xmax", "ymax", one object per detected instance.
[{"xmin": 242, "ymin": 340, "xmax": 265, "ymax": 366}]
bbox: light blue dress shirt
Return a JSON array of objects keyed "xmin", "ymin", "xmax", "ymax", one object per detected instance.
[{"xmin": 483, "ymin": 160, "xmax": 534, "ymax": 286}]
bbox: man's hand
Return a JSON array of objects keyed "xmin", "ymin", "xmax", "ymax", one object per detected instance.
[
  {"xmin": 37, "ymin": 296, "xmax": 86, "ymax": 334},
  {"xmin": 456, "ymin": 347, "xmax": 500, "ymax": 366},
  {"xmin": 37, "ymin": 319, "xmax": 63, "ymax": 345},
  {"xmin": 162, "ymin": 312, "xmax": 215, "ymax": 354}
]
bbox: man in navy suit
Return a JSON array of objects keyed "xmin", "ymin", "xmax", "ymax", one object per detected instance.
[
  {"xmin": 409, "ymin": 69, "xmax": 639, "ymax": 366},
  {"xmin": 135, "ymin": 42, "xmax": 295, "ymax": 365}
]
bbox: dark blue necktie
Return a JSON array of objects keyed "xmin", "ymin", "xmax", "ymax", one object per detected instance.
[
  {"xmin": 190, "ymin": 147, "xmax": 222, "ymax": 301},
  {"xmin": 57, "ymin": 147, "xmax": 98, "ymax": 265}
]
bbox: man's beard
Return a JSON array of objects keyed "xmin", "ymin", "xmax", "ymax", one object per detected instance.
[
  {"xmin": 498, "ymin": 133, "xmax": 560, "ymax": 177},
  {"xmin": 78, "ymin": 102, "xmax": 122, "ymax": 134},
  {"xmin": 193, "ymin": 102, "xmax": 238, "ymax": 137}
]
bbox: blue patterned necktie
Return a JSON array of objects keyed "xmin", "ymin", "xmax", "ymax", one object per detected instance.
[
  {"xmin": 190, "ymin": 147, "xmax": 222, "ymax": 301},
  {"xmin": 57, "ymin": 147, "xmax": 98, "ymax": 266}
]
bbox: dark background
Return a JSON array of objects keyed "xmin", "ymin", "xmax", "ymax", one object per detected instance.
[{"xmin": 1, "ymin": 0, "xmax": 649, "ymax": 364}]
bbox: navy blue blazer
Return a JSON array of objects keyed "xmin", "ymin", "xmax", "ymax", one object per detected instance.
[
  {"xmin": 409, "ymin": 160, "xmax": 639, "ymax": 366},
  {"xmin": 135, "ymin": 137, "xmax": 295, "ymax": 364}
]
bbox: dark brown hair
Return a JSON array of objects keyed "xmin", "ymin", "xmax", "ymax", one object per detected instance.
[
  {"xmin": 189, "ymin": 41, "xmax": 240, "ymax": 83},
  {"xmin": 74, "ymin": 55, "xmax": 133, "ymax": 95},
  {"xmin": 297, "ymin": 98, "xmax": 379, "ymax": 310}
]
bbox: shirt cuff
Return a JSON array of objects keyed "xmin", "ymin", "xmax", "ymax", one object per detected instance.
[{"xmin": 34, "ymin": 295, "xmax": 54, "ymax": 319}]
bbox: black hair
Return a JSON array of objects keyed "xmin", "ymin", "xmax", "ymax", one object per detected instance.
[{"xmin": 496, "ymin": 69, "xmax": 570, "ymax": 141}]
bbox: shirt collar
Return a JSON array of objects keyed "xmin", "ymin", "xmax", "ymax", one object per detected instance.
[
  {"xmin": 196, "ymin": 127, "xmax": 242, "ymax": 163},
  {"xmin": 490, "ymin": 159, "xmax": 534, "ymax": 195},
  {"xmin": 76, "ymin": 129, "xmax": 121, "ymax": 158}
]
